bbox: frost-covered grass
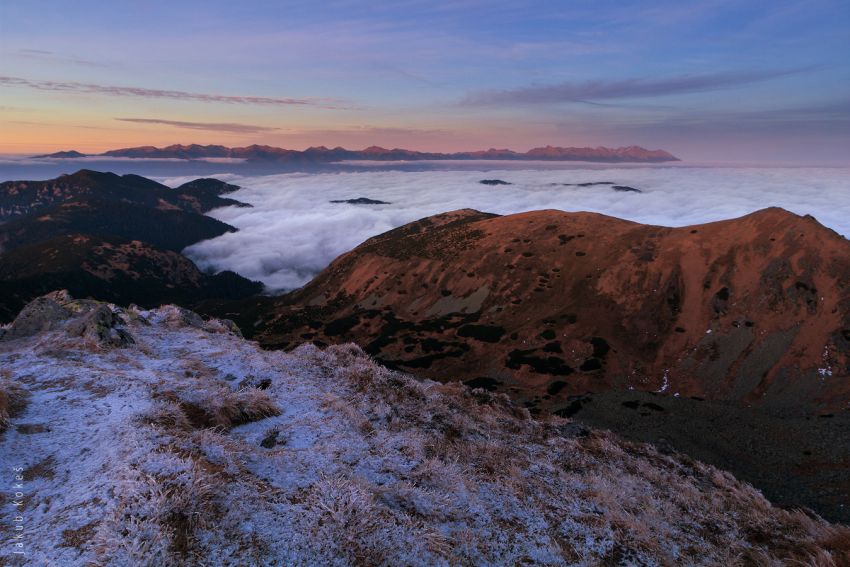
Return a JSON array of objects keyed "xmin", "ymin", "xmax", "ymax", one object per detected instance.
[
  {"xmin": 0, "ymin": 375, "xmax": 28, "ymax": 431},
  {"xmin": 1, "ymin": 294, "xmax": 848, "ymax": 566}
]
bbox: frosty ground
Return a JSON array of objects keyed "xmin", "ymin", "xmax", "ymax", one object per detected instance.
[{"xmin": 1, "ymin": 293, "xmax": 848, "ymax": 566}]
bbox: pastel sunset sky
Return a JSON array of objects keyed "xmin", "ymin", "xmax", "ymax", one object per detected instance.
[{"xmin": 1, "ymin": 0, "xmax": 848, "ymax": 163}]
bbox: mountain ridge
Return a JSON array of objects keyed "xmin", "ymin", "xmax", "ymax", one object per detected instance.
[
  {"xmin": 34, "ymin": 143, "xmax": 680, "ymax": 163},
  {"xmin": 0, "ymin": 169, "xmax": 247, "ymax": 221},
  {"xmin": 0, "ymin": 170, "xmax": 261, "ymax": 319},
  {"xmin": 228, "ymin": 206, "xmax": 850, "ymax": 415}
]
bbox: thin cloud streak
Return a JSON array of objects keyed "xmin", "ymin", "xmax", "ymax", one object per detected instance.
[
  {"xmin": 462, "ymin": 68, "xmax": 811, "ymax": 105},
  {"xmin": 302, "ymin": 125, "xmax": 453, "ymax": 136},
  {"xmin": 558, "ymin": 99, "xmax": 850, "ymax": 137},
  {"xmin": 115, "ymin": 117, "xmax": 280, "ymax": 133},
  {"xmin": 14, "ymin": 48, "xmax": 109, "ymax": 68},
  {"xmin": 0, "ymin": 76, "xmax": 340, "ymax": 107},
  {"xmin": 6, "ymin": 119, "xmax": 118, "ymax": 131}
]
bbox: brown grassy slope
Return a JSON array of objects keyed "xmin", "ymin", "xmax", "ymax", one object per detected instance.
[{"xmin": 254, "ymin": 207, "xmax": 850, "ymax": 414}]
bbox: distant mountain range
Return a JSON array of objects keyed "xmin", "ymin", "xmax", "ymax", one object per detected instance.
[{"xmin": 35, "ymin": 143, "xmax": 680, "ymax": 163}]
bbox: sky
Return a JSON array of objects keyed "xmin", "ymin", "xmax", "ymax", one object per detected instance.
[{"xmin": 1, "ymin": 0, "xmax": 848, "ymax": 163}]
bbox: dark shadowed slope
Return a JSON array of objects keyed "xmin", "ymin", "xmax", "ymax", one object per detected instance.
[
  {"xmin": 0, "ymin": 197, "xmax": 236, "ymax": 253},
  {"xmin": 0, "ymin": 234, "xmax": 260, "ymax": 321},
  {"xmin": 0, "ymin": 171, "xmax": 260, "ymax": 320},
  {"xmin": 0, "ymin": 169, "xmax": 247, "ymax": 221}
]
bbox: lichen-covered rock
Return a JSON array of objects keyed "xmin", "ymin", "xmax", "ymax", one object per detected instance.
[
  {"xmin": 155, "ymin": 304, "xmax": 206, "ymax": 329},
  {"xmin": 2, "ymin": 293, "xmax": 73, "ymax": 340},
  {"xmin": 64, "ymin": 304, "xmax": 135, "ymax": 347},
  {"xmin": 1, "ymin": 291, "xmax": 137, "ymax": 347}
]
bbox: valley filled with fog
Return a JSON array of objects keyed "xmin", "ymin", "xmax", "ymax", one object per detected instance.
[{"xmin": 157, "ymin": 166, "xmax": 850, "ymax": 292}]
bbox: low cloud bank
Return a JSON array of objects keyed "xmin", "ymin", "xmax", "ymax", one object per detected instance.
[{"xmin": 181, "ymin": 167, "xmax": 850, "ymax": 292}]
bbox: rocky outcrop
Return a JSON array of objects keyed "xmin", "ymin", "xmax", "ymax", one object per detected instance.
[
  {"xmin": 1, "ymin": 291, "xmax": 134, "ymax": 346},
  {"xmin": 0, "ymin": 291, "xmax": 74, "ymax": 340},
  {"xmin": 64, "ymin": 304, "xmax": 135, "ymax": 346}
]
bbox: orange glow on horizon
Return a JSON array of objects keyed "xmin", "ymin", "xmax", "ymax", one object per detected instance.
[{"xmin": 0, "ymin": 118, "xmax": 596, "ymax": 155}]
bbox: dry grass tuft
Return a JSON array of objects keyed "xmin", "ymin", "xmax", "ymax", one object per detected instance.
[
  {"xmin": 153, "ymin": 385, "xmax": 282, "ymax": 431},
  {"xmin": 0, "ymin": 377, "xmax": 28, "ymax": 431},
  {"xmin": 93, "ymin": 459, "xmax": 221, "ymax": 566},
  {"xmin": 212, "ymin": 387, "xmax": 282, "ymax": 428},
  {"xmin": 305, "ymin": 475, "xmax": 420, "ymax": 565},
  {"xmin": 139, "ymin": 402, "xmax": 192, "ymax": 432}
]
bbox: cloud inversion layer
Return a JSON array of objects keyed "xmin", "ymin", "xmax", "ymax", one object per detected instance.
[
  {"xmin": 0, "ymin": 76, "xmax": 330, "ymax": 106},
  {"xmin": 115, "ymin": 117, "xmax": 280, "ymax": 133},
  {"xmin": 463, "ymin": 69, "xmax": 808, "ymax": 105},
  {"xmin": 180, "ymin": 166, "xmax": 850, "ymax": 292}
]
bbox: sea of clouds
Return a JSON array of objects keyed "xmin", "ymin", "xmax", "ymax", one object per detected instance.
[{"xmin": 166, "ymin": 166, "xmax": 850, "ymax": 292}]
